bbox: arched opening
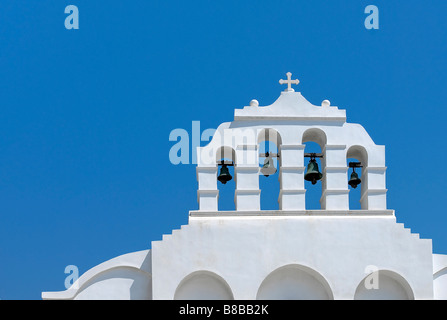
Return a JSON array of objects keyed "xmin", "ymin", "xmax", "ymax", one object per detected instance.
[
  {"xmin": 347, "ymin": 145, "xmax": 368, "ymax": 210},
  {"xmin": 256, "ymin": 264, "xmax": 334, "ymax": 300},
  {"xmin": 258, "ymin": 129, "xmax": 282, "ymax": 210},
  {"xmin": 354, "ymin": 270, "xmax": 414, "ymax": 300},
  {"xmin": 216, "ymin": 146, "xmax": 236, "ymax": 211},
  {"xmin": 174, "ymin": 271, "xmax": 234, "ymax": 300},
  {"xmin": 302, "ymin": 128, "xmax": 327, "ymax": 210}
]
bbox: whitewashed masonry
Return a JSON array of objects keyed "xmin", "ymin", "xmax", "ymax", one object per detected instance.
[{"xmin": 42, "ymin": 73, "xmax": 447, "ymax": 300}]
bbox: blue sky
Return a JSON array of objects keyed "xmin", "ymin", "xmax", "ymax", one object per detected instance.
[{"xmin": 0, "ymin": 1, "xmax": 446, "ymax": 300}]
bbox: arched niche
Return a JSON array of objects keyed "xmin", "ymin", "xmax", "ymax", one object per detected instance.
[
  {"xmin": 174, "ymin": 270, "xmax": 234, "ymax": 300},
  {"xmin": 216, "ymin": 146, "xmax": 237, "ymax": 211},
  {"xmin": 354, "ymin": 270, "xmax": 414, "ymax": 300},
  {"xmin": 257, "ymin": 128, "xmax": 282, "ymax": 170},
  {"xmin": 347, "ymin": 145, "xmax": 368, "ymax": 209},
  {"xmin": 215, "ymin": 146, "xmax": 237, "ymax": 164},
  {"xmin": 346, "ymin": 145, "xmax": 368, "ymax": 167},
  {"xmin": 257, "ymin": 128, "xmax": 282, "ymax": 210},
  {"xmin": 257, "ymin": 128, "xmax": 282, "ymax": 147},
  {"xmin": 302, "ymin": 128, "xmax": 327, "ymax": 209},
  {"xmin": 302, "ymin": 128, "xmax": 327, "ymax": 151},
  {"xmin": 256, "ymin": 264, "xmax": 334, "ymax": 300}
]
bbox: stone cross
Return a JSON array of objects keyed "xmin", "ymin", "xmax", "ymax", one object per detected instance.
[{"xmin": 279, "ymin": 72, "xmax": 299, "ymax": 92}]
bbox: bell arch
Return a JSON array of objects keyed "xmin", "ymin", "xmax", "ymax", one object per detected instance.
[
  {"xmin": 215, "ymin": 145, "xmax": 237, "ymax": 164},
  {"xmin": 347, "ymin": 145, "xmax": 368, "ymax": 210},
  {"xmin": 302, "ymin": 128, "xmax": 327, "ymax": 150},
  {"xmin": 346, "ymin": 145, "xmax": 368, "ymax": 168},
  {"xmin": 216, "ymin": 146, "xmax": 236, "ymax": 211},
  {"xmin": 257, "ymin": 128, "xmax": 283, "ymax": 149},
  {"xmin": 354, "ymin": 269, "xmax": 414, "ymax": 300},
  {"xmin": 257, "ymin": 128, "xmax": 282, "ymax": 210},
  {"xmin": 256, "ymin": 264, "xmax": 334, "ymax": 300},
  {"xmin": 301, "ymin": 128, "xmax": 327, "ymax": 210},
  {"xmin": 174, "ymin": 270, "xmax": 234, "ymax": 300}
]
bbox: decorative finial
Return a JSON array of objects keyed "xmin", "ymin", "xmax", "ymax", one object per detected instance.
[
  {"xmin": 322, "ymin": 100, "xmax": 331, "ymax": 107},
  {"xmin": 250, "ymin": 99, "xmax": 259, "ymax": 107},
  {"xmin": 279, "ymin": 72, "xmax": 299, "ymax": 92}
]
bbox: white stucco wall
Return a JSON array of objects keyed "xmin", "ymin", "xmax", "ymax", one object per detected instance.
[
  {"xmin": 41, "ymin": 78, "xmax": 446, "ymax": 300},
  {"xmin": 151, "ymin": 212, "xmax": 434, "ymax": 300},
  {"xmin": 42, "ymin": 215, "xmax": 442, "ymax": 300},
  {"xmin": 433, "ymin": 254, "xmax": 447, "ymax": 299}
]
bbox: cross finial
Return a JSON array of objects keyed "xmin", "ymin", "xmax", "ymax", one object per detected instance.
[{"xmin": 279, "ymin": 72, "xmax": 299, "ymax": 92}]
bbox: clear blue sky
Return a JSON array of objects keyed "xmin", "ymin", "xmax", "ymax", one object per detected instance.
[{"xmin": 1, "ymin": 1, "xmax": 446, "ymax": 300}]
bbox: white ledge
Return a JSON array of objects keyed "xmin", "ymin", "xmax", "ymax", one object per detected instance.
[
  {"xmin": 280, "ymin": 144, "xmax": 306, "ymax": 150},
  {"xmin": 234, "ymin": 91, "xmax": 346, "ymax": 121},
  {"xmin": 189, "ymin": 209, "xmax": 395, "ymax": 217},
  {"xmin": 280, "ymin": 166, "xmax": 306, "ymax": 172}
]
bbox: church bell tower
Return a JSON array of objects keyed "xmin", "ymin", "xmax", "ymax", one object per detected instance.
[
  {"xmin": 43, "ymin": 72, "xmax": 447, "ymax": 300},
  {"xmin": 196, "ymin": 72, "xmax": 387, "ymax": 212},
  {"xmin": 149, "ymin": 73, "xmax": 435, "ymax": 300}
]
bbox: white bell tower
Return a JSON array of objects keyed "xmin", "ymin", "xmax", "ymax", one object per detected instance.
[
  {"xmin": 196, "ymin": 72, "xmax": 387, "ymax": 212},
  {"xmin": 42, "ymin": 72, "xmax": 447, "ymax": 301}
]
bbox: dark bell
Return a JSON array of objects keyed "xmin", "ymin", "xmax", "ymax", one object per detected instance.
[
  {"xmin": 260, "ymin": 157, "xmax": 277, "ymax": 177},
  {"xmin": 304, "ymin": 159, "xmax": 323, "ymax": 185},
  {"xmin": 348, "ymin": 171, "xmax": 361, "ymax": 188},
  {"xmin": 217, "ymin": 164, "xmax": 232, "ymax": 184}
]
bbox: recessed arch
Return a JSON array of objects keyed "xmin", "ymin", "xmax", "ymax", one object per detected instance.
[
  {"xmin": 256, "ymin": 264, "xmax": 334, "ymax": 300},
  {"xmin": 215, "ymin": 146, "xmax": 236, "ymax": 164},
  {"xmin": 257, "ymin": 128, "xmax": 282, "ymax": 210},
  {"xmin": 354, "ymin": 269, "xmax": 414, "ymax": 300},
  {"xmin": 302, "ymin": 128, "xmax": 327, "ymax": 150},
  {"xmin": 215, "ymin": 146, "xmax": 237, "ymax": 211},
  {"xmin": 174, "ymin": 270, "xmax": 234, "ymax": 300},
  {"xmin": 257, "ymin": 128, "xmax": 282, "ymax": 147},
  {"xmin": 216, "ymin": 146, "xmax": 237, "ymax": 211},
  {"xmin": 346, "ymin": 145, "xmax": 368, "ymax": 168},
  {"xmin": 347, "ymin": 145, "xmax": 369, "ymax": 209},
  {"xmin": 302, "ymin": 128, "xmax": 327, "ymax": 210}
]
